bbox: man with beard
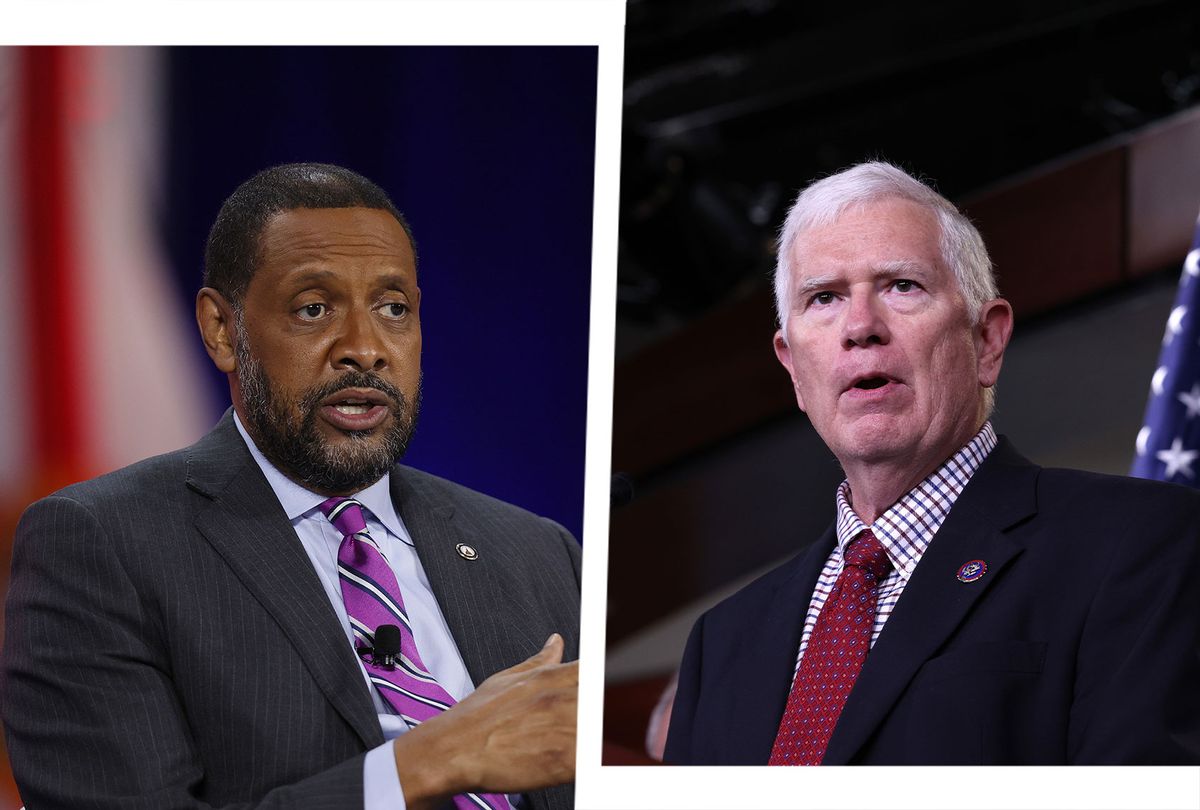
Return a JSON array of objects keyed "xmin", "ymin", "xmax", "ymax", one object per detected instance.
[{"xmin": 2, "ymin": 164, "xmax": 581, "ymax": 809}]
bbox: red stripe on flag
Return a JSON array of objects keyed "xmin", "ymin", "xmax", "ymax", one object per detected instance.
[{"xmin": 16, "ymin": 47, "xmax": 91, "ymax": 490}]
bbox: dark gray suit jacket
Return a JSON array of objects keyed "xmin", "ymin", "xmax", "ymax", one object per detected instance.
[{"xmin": 2, "ymin": 414, "xmax": 581, "ymax": 809}]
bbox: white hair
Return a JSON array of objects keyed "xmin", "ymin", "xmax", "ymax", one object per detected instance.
[
  {"xmin": 773, "ymin": 161, "xmax": 997, "ymax": 329},
  {"xmin": 773, "ymin": 161, "xmax": 1001, "ymax": 416}
]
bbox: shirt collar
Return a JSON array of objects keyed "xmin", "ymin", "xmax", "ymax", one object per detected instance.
[
  {"xmin": 834, "ymin": 422, "xmax": 998, "ymax": 579},
  {"xmin": 232, "ymin": 410, "xmax": 404, "ymax": 536}
]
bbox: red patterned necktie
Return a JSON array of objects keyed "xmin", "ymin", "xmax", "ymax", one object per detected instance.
[
  {"xmin": 769, "ymin": 529, "xmax": 892, "ymax": 765},
  {"xmin": 321, "ymin": 497, "xmax": 508, "ymax": 810}
]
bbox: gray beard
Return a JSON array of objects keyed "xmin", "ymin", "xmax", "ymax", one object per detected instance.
[{"xmin": 234, "ymin": 327, "xmax": 420, "ymax": 495}]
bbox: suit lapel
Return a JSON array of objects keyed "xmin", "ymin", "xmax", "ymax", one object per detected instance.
[
  {"xmin": 823, "ymin": 439, "xmax": 1040, "ymax": 764},
  {"xmin": 730, "ymin": 529, "xmax": 837, "ymax": 762},
  {"xmin": 186, "ymin": 415, "xmax": 383, "ymax": 750},
  {"xmin": 391, "ymin": 470, "xmax": 543, "ymax": 687},
  {"xmin": 391, "ymin": 471, "xmax": 573, "ymax": 810}
]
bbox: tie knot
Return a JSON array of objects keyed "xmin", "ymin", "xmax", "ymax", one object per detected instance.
[
  {"xmin": 844, "ymin": 529, "xmax": 891, "ymax": 581},
  {"xmin": 319, "ymin": 497, "xmax": 368, "ymax": 537}
]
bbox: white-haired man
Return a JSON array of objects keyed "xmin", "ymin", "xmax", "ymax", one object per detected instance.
[{"xmin": 664, "ymin": 162, "xmax": 1200, "ymax": 765}]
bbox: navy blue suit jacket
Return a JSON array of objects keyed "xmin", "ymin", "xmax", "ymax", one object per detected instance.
[{"xmin": 664, "ymin": 439, "xmax": 1200, "ymax": 765}]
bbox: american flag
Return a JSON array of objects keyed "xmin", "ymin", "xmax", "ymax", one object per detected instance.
[{"xmin": 1131, "ymin": 212, "xmax": 1200, "ymax": 484}]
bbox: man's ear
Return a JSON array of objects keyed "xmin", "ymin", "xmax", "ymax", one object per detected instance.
[
  {"xmin": 773, "ymin": 328, "xmax": 806, "ymax": 412},
  {"xmin": 196, "ymin": 287, "xmax": 238, "ymax": 374},
  {"xmin": 975, "ymin": 297, "xmax": 1014, "ymax": 388}
]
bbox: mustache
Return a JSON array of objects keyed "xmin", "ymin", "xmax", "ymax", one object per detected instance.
[{"xmin": 297, "ymin": 371, "xmax": 408, "ymax": 412}]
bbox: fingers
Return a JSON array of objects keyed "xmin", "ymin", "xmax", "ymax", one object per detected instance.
[
  {"xmin": 503, "ymin": 633, "xmax": 565, "ymax": 674},
  {"xmin": 537, "ymin": 632, "xmax": 565, "ymax": 661},
  {"xmin": 392, "ymin": 635, "xmax": 579, "ymax": 803}
]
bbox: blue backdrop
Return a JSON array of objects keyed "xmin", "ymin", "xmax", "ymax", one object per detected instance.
[{"xmin": 159, "ymin": 46, "xmax": 596, "ymax": 540}]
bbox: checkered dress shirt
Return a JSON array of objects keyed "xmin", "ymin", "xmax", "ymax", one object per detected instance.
[{"xmin": 792, "ymin": 422, "xmax": 998, "ymax": 675}]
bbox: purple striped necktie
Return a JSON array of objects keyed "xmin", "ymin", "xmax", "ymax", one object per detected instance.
[{"xmin": 320, "ymin": 497, "xmax": 508, "ymax": 810}]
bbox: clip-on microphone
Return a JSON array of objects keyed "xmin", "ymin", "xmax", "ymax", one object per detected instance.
[{"xmin": 369, "ymin": 624, "xmax": 401, "ymax": 669}]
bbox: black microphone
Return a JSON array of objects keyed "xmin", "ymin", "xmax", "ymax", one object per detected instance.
[
  {"xmin": 373, "ymin": 624, "xmax": 401, "ymax": 668},
  {"xmin": 611, "ymin": 472, "xmax": 635, "ymax": 508}
]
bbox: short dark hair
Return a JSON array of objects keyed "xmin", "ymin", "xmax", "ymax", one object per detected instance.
[{"xmin": 203, "ymin": 162, "xmax": 417, "ymax": 306}]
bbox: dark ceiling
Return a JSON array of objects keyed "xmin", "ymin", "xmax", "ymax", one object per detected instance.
[{"xmin": 617, "ymin": 0, "xmax": 1200, "ymax": 356}]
